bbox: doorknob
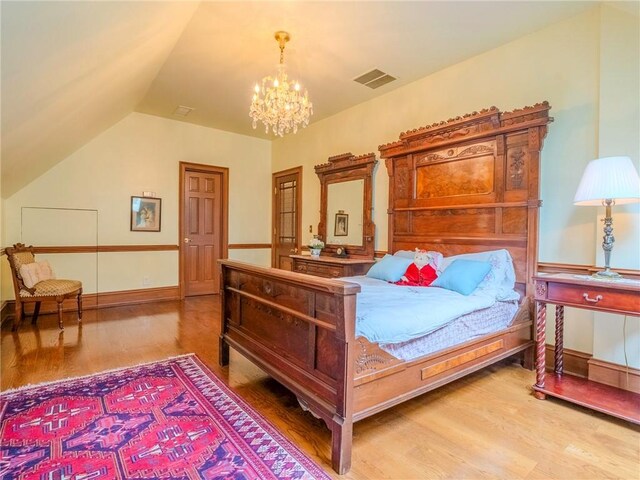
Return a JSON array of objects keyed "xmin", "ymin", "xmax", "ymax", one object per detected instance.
[{"xmin": 184, "ymin": 237, "xmax": 191, "ymax": 243}]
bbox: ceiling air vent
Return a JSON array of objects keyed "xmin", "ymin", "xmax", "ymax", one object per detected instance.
[
  {"xmin": 353, "ymin": 69, "xmax": 396, "ymax": 89},
  {"xmin": 173, "ymin": 105, "xmax": 194, "ymax": 117}
]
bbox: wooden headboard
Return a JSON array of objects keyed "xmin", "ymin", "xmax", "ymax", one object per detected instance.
[{"xmin": 379, "ymin": 102, "xmax": 552, "ymax": 298}]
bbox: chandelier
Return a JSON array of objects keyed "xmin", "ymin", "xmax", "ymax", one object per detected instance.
[{"xmin": 250, "ymin": 31, "xmax": 313, "ymax": 137}]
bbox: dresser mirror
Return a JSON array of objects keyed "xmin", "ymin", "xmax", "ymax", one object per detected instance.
[
  {"xmin": 326, "ymin": 179, "xmax": 364, "ymax": 246},
  {"xmin": 315, "ymin": 152, "xmax": 376, "ymax": 258}
]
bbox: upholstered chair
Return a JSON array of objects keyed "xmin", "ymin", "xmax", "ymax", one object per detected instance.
[{"xmin": 4, "ymin": 243, "xmax": 82, "ymax": 331}]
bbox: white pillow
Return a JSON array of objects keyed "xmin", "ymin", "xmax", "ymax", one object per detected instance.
[
  {"xmin": 37, "ymin": 260, "xmax": 55, "ymax": 280},
  {"xmin": 440, "ymin": 249, "xmax": 518, "ymax": 301},
  {"xmin": 19, "ymin": 263, "xmax": 39, "ymax": 288},
  {"xmin": 19, "ymin": 261, "xmax": 55, "ymax": 289},
  {"xmin": 393, "ymin": 250, "xmax": 416, "ymax": 259}
]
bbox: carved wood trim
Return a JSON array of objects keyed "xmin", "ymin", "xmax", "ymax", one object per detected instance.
[
  {"xmin": 379, "ymin": 102, "xmax": 552, "ymax": 158},
  {"xmin": 354, "ymin": 337, "xmax": 398, "ymax": 376},
  {"xmin": 315, "ymin": 152, "xmax": 377, "ymax": 174}
]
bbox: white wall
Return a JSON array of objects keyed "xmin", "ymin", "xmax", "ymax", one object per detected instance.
[
  {"xmin": 1, "ymin": 112, "xmax": 271, "ymax": 300},
  {"xmin": 272, "ymin": 7, "xmax": 639, "ymax": 360},
  {"xmin": 592, "ymin": 5, "xmax": 640, "ymax": 367}
]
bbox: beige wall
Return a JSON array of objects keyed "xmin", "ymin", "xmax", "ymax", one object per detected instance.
[
  {"xmin": 272, "ymin": 7, "xmax": 639, "ymax": 362},
  {"xmin": 1, "ymin": 112, "xmax": 271, "ymax": 300},
  {"xmin": 592, "ymin": 5, "xmax": 640, "ymax": 367}
]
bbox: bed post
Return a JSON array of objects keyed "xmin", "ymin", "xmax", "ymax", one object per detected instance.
[
  {"xmin": 331, "ymin": 287, "xmax": 357, "ymax": 474},
  {"xmin": 331, "ymin": 417, "xmax": 353, "ymax": 474}
]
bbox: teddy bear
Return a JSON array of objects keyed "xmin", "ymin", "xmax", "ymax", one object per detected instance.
[{"xmin": 395, "ymin": 248, "xmax": 443, "ymax": 286}]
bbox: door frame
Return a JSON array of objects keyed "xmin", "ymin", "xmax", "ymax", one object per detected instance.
[
  {"xmin": 271, "ymin": 166, "xmax": 303, "ymax": 267},
  {"xmin": 179, "ymin": 161, "xmax": 229, "ymax": 299}
]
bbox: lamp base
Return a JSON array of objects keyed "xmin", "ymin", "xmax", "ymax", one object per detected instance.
[{"xmin": 593, "ymin": 269, "xmax": 622, "ymax": 279}]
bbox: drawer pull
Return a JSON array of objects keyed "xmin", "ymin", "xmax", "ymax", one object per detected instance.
[{"xmin": 583, "ymin": 293, "xmax": 603, "ymax": 304}]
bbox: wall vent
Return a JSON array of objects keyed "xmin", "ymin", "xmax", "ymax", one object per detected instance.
[
  {"xmin": 354, "ymin": 69, "xmax": 396, "ymax": 89},
  {"xmin": 173, "ymin": 105, "xmax": 194, "ymax": 117}
]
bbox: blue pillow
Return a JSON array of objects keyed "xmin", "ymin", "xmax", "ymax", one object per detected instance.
[
  {"xmin": 432, "ymin": 259, "xmax": 491, "ymax": 295},
  {"xmin": 366, "ymin": 254, "xmax": 413, "ymax": 282}
]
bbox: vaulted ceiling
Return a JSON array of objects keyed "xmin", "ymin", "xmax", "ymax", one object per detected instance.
[{"xmin": 1, "ymin": 1, "xmax": 599, "ymax": 198}]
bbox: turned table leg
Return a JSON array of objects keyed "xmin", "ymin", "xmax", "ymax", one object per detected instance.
[
  {"xmin": 534, "ymin": 301, "xmax": 547, "ymax": 399},
  {"xmin": 554, "ymin": 305, "xmax": 565, "ymax": 375}
]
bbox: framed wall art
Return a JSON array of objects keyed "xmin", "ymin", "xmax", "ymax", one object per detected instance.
[
  {"xmin": 334, "ymin": 212, "xmax": 348, "ymax": 236},
  {"xmin": 131, "ymin": 196, "xmax": 161, "ymax": 232}
]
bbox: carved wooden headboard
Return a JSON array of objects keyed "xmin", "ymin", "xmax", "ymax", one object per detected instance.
[{"xmin": 379, "ymin": 102, "xmax": 553, "ymax": 298}]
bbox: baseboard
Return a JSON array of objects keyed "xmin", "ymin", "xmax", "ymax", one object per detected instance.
[
  {"xmin": 588, "ymin": 358, "xmax": 640, "ymax": 394},
  {"xmin": 545, "ymin": 344, "xmax": 591, "ymax": 378},
  {"xmin": 544, "ymin": 345, "xmax": 639, "ymax": 394},
  {"xmin": 1, "ymin": 286, "xmax": 180, "ymax": 324}
]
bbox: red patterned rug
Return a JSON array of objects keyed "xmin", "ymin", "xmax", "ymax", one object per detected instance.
[{"xmin": 0, "ymin": 354, "xmax": 331, "ymax": 479}]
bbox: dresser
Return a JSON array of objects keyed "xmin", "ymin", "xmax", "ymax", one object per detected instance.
[
  {"xmin": 290, "ymin": 255, "xmax": 375, "ymax": 279},
  {"xmin": 532, "ymin": 273, "xmax": 640, "ymax": 424}
]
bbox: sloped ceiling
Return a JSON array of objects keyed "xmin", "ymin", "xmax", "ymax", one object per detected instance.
[
  {"xmin": 0, "ymin": 1, "xmax": 200, "ymax": 198},
  {"xmin": 1, "ymin": 1, "xmax": 595, "ymax": 198}
]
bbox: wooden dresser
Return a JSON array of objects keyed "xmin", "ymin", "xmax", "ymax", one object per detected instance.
[
  {"xmin": 532, "ymin": 273, "xmax": 640, "ymax": 424},
  {"xmin": 290, "ymin": 255, "xmax": 375, "ymax": 279}
]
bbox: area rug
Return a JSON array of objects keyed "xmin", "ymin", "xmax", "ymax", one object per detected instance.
[{"xmin": 0, "ymin": 354, "xmax": 331, "ymax": 479}]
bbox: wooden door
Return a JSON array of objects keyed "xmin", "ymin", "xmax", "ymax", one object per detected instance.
[
  {"xmin": 183, "ymin": 169, "xmax": 222, "ymax": 296},
  {"xmin": 272, "ymin": 167, "xmax": 302, "ymax": 270}
]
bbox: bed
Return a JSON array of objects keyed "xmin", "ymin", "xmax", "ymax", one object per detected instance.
[{"xmin": 218, "ymin": 102, "xmax": 553, "ymax": 474}]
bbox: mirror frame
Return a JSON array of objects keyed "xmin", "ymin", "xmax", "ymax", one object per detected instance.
[{"xmin": 315, "ymin": 152, "xmax": 377, "ymax": 259}]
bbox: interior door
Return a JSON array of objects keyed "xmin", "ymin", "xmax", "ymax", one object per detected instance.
[
  {"xmin": 272, "ymin": 167, "xmax": 302, "ymax": 270},
  {"xmin": 183, "ymin": 170, "xmax": 222, "ymax": 296}
]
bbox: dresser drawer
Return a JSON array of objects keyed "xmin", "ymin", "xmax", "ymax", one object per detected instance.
[
  {"xmin": 294, "ymin": 261, "xmax": 342, "ymax": 278},
  {"xmin": 547, "ymin": 282, "xmax": 640, "ymax": 315}
]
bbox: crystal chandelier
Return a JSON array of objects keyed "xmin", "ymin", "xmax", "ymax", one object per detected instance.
[{"xmin": 250, "ymin": 31, "xmax": 313, "ymax": 137}]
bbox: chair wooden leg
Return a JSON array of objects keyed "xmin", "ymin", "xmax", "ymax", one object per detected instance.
[
  {"xmin": 77, "ymin": 289, "xmax": 83, "ymax": 324},
  {"xmin": 57, "ymin": 300, "xmax": 64, "ymax": 330},
  {"xmin": 32, "ymin": 301, "xmax": 41, "ymax": 324}
]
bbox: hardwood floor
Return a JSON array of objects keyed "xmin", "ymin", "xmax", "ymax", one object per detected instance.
[{"xmin": 2, "ymin": 296, "xmax": 638, "ymax": 479}]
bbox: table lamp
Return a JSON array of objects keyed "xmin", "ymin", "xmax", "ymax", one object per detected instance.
[{"xmin": 574, "ymin": 156, "xmax": 640, "ymax": 278}]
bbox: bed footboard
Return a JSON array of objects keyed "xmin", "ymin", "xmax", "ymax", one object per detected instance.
[{"xmin": 218, "ymin": 259, "xmax": 360, "ymax": 474}]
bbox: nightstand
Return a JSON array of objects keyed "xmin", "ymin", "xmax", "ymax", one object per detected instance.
[
  {"xmin": 290, "ymin": 255, "xmax": 375, "ymax": 279},
  {"xmin": 532, "ymin": 273, "xmax": 640, "ymax": 424}
]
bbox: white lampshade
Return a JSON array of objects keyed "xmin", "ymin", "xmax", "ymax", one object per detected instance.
[{"xmin": 574, "ymin": 156, "xmax": 640, "ymax": 206}]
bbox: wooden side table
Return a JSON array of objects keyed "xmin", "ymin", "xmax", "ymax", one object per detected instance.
[
  {"xmin": 290, "ymin": 255, "xmax": 375, "ymax": 279},
  {"xmin": 533, "ymin": 273, "xmax": 640, "ymax": 424}
]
